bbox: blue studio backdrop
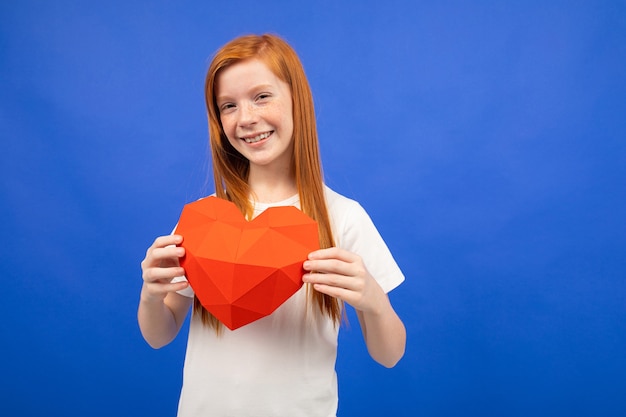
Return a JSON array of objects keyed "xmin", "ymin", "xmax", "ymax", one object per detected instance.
[{"xmin": 1, "ymin": 1, "xmax": 625, "ymax": 416}]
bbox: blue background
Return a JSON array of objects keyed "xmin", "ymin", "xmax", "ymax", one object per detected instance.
[{"xmin": 1, "ymin": 1, "xmax": 625, "ymax": 416}]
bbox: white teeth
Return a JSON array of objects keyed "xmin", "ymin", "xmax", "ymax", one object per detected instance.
[{"xmin": 243, "ymin": 132, "xmax": 271, "ymax": 143}]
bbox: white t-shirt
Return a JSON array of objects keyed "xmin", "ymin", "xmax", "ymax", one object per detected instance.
[{"xmin": 173, "ymin": 186, "xmax": 404, "ymax": 417}]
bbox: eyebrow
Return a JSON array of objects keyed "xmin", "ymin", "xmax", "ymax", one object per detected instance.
[{"xmin": 216, "ymin": 84, "xmax": 276, "ymax": 103}]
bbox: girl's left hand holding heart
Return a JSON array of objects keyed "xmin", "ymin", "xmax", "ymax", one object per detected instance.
[
  {"xmin": 302, "ymin": 247, "xmax": 387, "ymax": 315},
  {"xmin": 303, "ymin": 247, "xmax": 406, "ymax": 368}
]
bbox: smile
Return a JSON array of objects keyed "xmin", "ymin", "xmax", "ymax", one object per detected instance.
[{"xmin": 242, "ymin": 131, "xmax": 272, "ymax": 144}]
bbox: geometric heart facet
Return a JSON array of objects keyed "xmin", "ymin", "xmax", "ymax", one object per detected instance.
[{"xmin": 175, "ymin": 196, "xmax": 319, "ymax": 330}]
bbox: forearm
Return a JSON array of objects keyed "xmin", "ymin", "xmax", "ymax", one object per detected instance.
[
  {"xmin": 358, "ymin": 297, "xmax": 406, "ymax": 368},
  {"xmin": 137, "ymin": 286, "xmax": 185, "ymax": 349}
]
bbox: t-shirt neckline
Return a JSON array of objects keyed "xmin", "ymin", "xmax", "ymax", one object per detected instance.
[{"xmin": 252, "ymin": 193, "xmax": 300, "ymax": 211}]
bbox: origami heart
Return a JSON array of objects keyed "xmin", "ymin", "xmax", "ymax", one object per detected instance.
[{"xmin": 175, "ymin": 196, "xmax": 319, "ymax": 330}]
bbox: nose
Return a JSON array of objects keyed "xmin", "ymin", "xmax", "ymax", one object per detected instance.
[{"xmin": 237, "ymin": 102, "xmax": 258, "ymax": 127}]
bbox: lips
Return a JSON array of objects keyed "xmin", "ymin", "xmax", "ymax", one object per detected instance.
[{"xmin": 241, "ymin": 131, "xmax": 272, "ymax": 144}]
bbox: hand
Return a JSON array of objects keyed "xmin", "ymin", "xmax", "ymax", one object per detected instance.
[
  {"xmin": 140, "ymin": 234, "xmax": 188, "ymax": 302},
  {"xmin": 303, "ymin": 247, "xmax": 406, "ymax": 367},
  {"xmin": 302, "ymin": 247, "xmax": 386, "ymax": 314}
]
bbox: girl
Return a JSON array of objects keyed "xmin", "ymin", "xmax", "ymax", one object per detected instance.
[{"xmin": 138, "ymin": 34, "xmax": 406, "ymax": 417}]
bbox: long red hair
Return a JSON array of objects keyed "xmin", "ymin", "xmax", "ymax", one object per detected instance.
[{"xmin": 196, "ymin": 33, "xmax": 341, "ymax": 331}]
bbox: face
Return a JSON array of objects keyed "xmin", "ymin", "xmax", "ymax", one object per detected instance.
[{"xmin": 215, "ymin": 58, "xmax": 294, "ymax": 173}]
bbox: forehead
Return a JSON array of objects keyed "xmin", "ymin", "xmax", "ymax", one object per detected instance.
[{"xmin": 215, "ymin": 58, "xmax": 286, "ymax": 96}]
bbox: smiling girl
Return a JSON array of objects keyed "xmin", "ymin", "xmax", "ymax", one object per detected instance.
[{"xmin": 138, "ymin": 34, "xmax": 406, "ymax": 417}]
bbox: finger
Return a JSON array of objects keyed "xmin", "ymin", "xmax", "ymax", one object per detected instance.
[
  {"xmin": 303, "ymin": 258, "xmax": 355, "ymax": 277},
  {"xmin": 303, "ymin": 271, "xmax": 360, "ymax": 292},
  {"xmin": 143, "ymin": 257, "xmax": 178, "ymax": 274},
  {"xmin": 308, "ymin": 247, "xmax": 355, "ymax": 262},
  {"xmin": 310, "ymin": 282, "xmax": 355, "ymax": 304},
  {"xmin": 142, "ymin": 247, "xmax": 185, "ymax": 271},
  {"xmin": 144, "ymin": 235, "xmax": 183, "ymax": 264},
  {"xmin": 151, "ymin": 245, "xmax": 185, "ymax": 261},
  {"xmin": 146, "ymin": 279, "xmax": 189, "ymax": 292},
  {"xmin": 143, "ymin": 280, "xmax": 189, "ymax": 300},
  {"xmin": 161, "ymin": 280, "xmax": 189, "ymax": 293},
  {"xmin": 143, "ymin": 266, "xmax": 186, "ymax": 283},
  {"xmin": 152, "ymin": 234, "xmax": 183, "ymax": 250}
]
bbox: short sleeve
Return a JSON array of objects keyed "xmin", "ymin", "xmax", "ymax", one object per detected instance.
[
  {"xmin": 172, "ymin": 275, "xmax": 195, "ymax": 298},
  {"xmin": 326, "ymin": 190, "xmax": 404, "ymax": 293}
]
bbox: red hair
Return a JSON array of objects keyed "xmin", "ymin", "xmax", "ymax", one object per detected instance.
[{"xmin": 197, "ymin": 34, "xmax": 341, "ymax": 331}]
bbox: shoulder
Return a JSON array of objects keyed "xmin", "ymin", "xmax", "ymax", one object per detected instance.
[
  {"xmin": 323, "ymin": 185, "xmax": 375, "ymax": 246},
  {"xmin": 323, "ymin": 185, "xmax": 367, "ymax": 219},
  {"xmin": 323, "ymin": 185, "xmax": 405, "ymax": 293}
]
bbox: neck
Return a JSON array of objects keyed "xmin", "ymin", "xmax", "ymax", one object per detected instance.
[{"xmin": 248, "ymin": 164, "xmax": 297, "ymax": 203}]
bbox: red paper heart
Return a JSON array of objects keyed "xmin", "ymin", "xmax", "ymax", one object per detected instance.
[{"xmin": 175, "ymin": 196, "xmax": 319, "ymax": 330}]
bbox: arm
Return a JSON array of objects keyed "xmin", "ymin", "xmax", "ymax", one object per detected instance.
[
  {"xmin": 138, "ymin": 234, "xmax": 193, "ymax": 349},
  {"xmin": 303, "ymin": 247, "xmax": 406, "ymax": 367},
  {"xmin": 354, "ymin": 297, "xmax": 406, "ymax": 368}
]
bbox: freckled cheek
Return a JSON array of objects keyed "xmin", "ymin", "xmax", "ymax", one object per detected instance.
[
  {"xmin": 268, "ymin": 106, "xmax": 292, "ymax": 131},
  {"xmin": 220, "ymin": 116, "xmax": 237, "ymax": 139}
]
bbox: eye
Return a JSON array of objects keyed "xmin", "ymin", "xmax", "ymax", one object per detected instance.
[
  {"xmin": 219, "ymin": 102, "xmax": 236, "ymax": 113},
  {"xmin": 256, "ymin": 93, "xmax": 272, "ymax": 101}
]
